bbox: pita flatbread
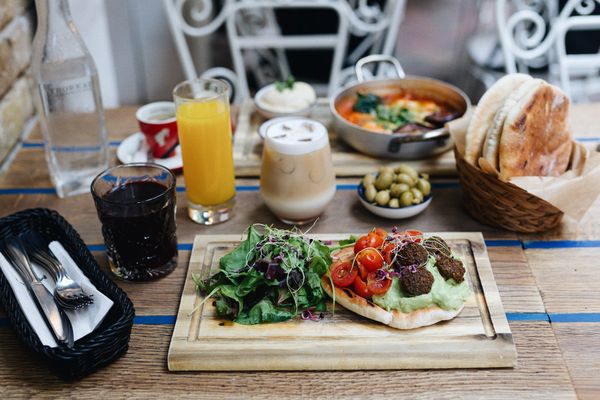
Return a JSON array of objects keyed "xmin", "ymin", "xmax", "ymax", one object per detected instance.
[
  {"xmin": 499, "ymin": 82, "xmax": 572, "ymax": 180},
  {"xmin": 465, "ymin": 73, "xmax": 532, "ymax": 164},
  {"xmin": 322, "ymin": 248, "xmax": 464, "ymax": 330},
  {"xmin": 482, "ymin": 79, "xmax": 544, "ymax": 170}
]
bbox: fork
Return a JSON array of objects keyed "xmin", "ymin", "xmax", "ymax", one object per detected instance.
[{"xmin": 20, "ymin": 230, "xmax": 94, "ymax": 310}]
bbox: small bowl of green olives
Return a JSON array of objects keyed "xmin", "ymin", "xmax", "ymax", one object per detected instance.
[{"xmin": 357, "ymin": 164, "xmax": 432, "ymax": 219}]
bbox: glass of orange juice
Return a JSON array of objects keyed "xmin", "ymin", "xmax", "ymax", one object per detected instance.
[{"xmin": 173, "ymin": 78, "xmax": 235, "ymax": 224}]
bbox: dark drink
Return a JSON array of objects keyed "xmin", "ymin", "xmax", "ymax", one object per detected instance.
[{"xmin": 91, "ymin": 163, "xmax": 177, "ymax": 281}]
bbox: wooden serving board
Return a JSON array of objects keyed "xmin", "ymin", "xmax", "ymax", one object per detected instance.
[
  {"xmin": 232, "ymin": 99, "xmax": 457, "ymax": 177},
  {"xmin": 168, "ymin": 232, "xmax": 516, "ymax": 371}
]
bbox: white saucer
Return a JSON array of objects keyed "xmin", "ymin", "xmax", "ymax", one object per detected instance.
[{"xmin": 117, "ymin": 132, "xmax": 183, "ymax": 171}]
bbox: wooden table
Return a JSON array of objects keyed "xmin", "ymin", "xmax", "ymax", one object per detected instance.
[{"xmin": 0, "ymin": 105, "xmax": 599, "ymax": 399}]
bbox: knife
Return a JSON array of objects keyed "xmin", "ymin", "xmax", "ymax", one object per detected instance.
[{"xmin": 1, "ymin": 237, "xmax": 74, "ymax": 348}]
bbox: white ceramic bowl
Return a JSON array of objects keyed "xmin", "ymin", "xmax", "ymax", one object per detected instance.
[
  {"xmin": 357, "ymin": 183, "xmax": 432, "ymax": 219},
  {"xmin": 254, "ymin": 83, "xmax": 317, "ymax": 119}
]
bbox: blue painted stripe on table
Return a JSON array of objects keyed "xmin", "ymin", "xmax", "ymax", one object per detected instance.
[
  {"xmin": 1, "ymin": 313, "xmax": 599, "ymax": 327},
  {"xmin": 550, "ymin": 313, "xmax": 600, "ymax": 323},
  {"xmin": 575, "ymin": 137, "xmax": 600, "ymax": 142},
  {"xmin": 21, "ymin": 142, "xmax": 44, "ymax": 148},
  {"xmin": 506, "ymin": 312, "xmax": 549, "ymax": 322},
  {"xmin": 0, "ymin": 182, "xmax": 463, "ymax": 196},
  {"xmin": 484, "ymin": 240, "xmax": 522, "ymax": 247},
  {"xmin": 523, "ymin": 240, "xmax": 600, "ymax": 249},
  {"xmin": 0, "ymin": 188, "xmax": 56, "ymax": 195},
  {"xmin": 134, "ymin": 315, "xmax": 177, "ymax": 325}
]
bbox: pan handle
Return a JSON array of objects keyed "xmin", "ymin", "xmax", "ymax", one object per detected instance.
[
  {"xmin": 387, "ymin": 128, "xmax": 451, "ymax": 154},
  {"xmin": 355, "ymin": 55, "xmax": 406, "ymax": 83}
]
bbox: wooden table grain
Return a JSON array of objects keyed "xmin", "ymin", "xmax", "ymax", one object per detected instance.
[{"xmin": 0, "ymin": 104, "xmax": 599, "ymax": 399}]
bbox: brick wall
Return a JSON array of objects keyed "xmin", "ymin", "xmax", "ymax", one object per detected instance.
[{"xmin": 0, "ymin": 0, "xmax": 34, "ymax": 165}]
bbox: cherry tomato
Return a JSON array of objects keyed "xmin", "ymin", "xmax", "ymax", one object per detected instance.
[
  {"xmin": 381, "ymin": 242, "xmax": 396, "ymax": 265},
  {"xmin": 372, "ymin": 228, "xmax": 387, "ymax": 238},
  {"xmin": 354, "ymin": 235, "xmax": 369, "ymax": 254},
  {"xmin": 367, "ymin": 271, "xmax": 392, "ymax": 295},
  {"xmin": 353, "ymin": 276, "xmax": 372, "ymax": 298},
  {"xmin": 356, "ymin": 260, "xmax": 369, "ymax": 280},
  {"xmin": 330, "ymin": 261, "xmax": 357, "ymax": 288},
  {"xmin": 356, "ymin": 248, "xmax": 383, "ymax": 272},
  {"xmin": 366, "ymin": 233, "xmax": 384, "ymax": 249}
]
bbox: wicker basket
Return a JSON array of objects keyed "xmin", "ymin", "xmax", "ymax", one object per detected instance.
[
  {"xmin": 454, "ymin": 148, "xmax": 563, "ymax": 233},
  {"xmin": 0, "ymin": 208, "xmax": 135, "ymax": 380}
]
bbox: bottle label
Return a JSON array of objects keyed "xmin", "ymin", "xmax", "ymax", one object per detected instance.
[{"xmin": 44, "ymin": 77, "xmax": 93, "ymax": 98}]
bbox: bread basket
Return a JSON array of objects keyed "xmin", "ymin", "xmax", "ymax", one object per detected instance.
[{"xmin": 454, "ymin": 148, "xmax": 563, "ymax": 233}]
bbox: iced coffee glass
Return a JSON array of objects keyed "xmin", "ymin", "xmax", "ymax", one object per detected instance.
[{"xmin": 259, "ymin": 118, "xmax": 336, "ymax": 225}]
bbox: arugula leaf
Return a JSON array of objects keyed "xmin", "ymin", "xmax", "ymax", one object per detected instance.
[
  {"xmin": 219, "ymin": 225, "xmax": 261, "ymax": 273},
  {"xmin": 214, "ymin": 297, "xmax": 237, "ymax": 316},
  {"xmin": 339, "ymin": 235, "xmax": 358, "ymax": 246},
  {"xmin": 235, "ymin": 269, "xmax": 264, "ymax": 297},
  {"xmin": 235, "ymin": 299, "xmax": 295, "ymax": 324},
  {"xmin": 306, "ymin": 270, "xmax": 323, "ymax": 300},
  {"xmin": 217, "ymin": 285, "xmax": 244, "ymax": 314},
  {"xmin": 275, "ymin": 75, "xmax": 295, "ymax": 92},
  {"xmin": 353, "ymin": 92, "xmax": 381, "ymax": 113}
]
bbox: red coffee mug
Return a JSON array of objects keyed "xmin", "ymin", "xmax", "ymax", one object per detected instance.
[{"xmin": 136, "ymin": 102, "xmax": 178, "ymax": 158}]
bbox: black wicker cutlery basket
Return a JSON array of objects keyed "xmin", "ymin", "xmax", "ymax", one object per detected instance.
[{"xmin": 0, "ymin": 208, "xmax": 135, "ymax": 380}]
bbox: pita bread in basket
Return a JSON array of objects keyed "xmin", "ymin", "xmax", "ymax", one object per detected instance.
[{"xmin": 452, "ymin": 74, "xmax": 600, "ymax": 222}]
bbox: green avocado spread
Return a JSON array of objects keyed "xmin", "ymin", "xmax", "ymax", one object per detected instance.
[{"xmin": 372, "ymin": 255, "xmax": 471, "ymax": 313}]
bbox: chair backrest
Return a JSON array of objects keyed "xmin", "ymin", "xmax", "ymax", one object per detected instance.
[
  {"xmin": 496, "ymin": 0, "xmax": 600, "ymax": 99},
  {"xmin": 225, "ymin": 1, "xmax": 351, "ymax": 99},
  {"xmin": 555, "ymin": 15, "xmax": 600, "ymax": 99},
  {"xmin": 163, "ymin": 0, "xmax": 405, "ymax": 102}
]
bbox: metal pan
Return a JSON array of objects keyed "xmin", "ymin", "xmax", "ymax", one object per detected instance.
[{"xmin": 330, "ymin": 55, "xmax": 471, "ymax": 159}]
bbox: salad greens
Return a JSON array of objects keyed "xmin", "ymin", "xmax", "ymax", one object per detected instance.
[
  {"xmin": 194, "ymin": 224, "xmax": 333, "ymax": 325},
  {"xmin": 274, "ymin": 75, "xmax": 296, "ymax": 92},
  {"xmin": 353, "ymin": 92, "xmax": 416, "ymax": 131}
]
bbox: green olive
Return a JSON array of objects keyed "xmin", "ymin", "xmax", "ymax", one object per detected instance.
[
  {"xmin": 375, "ymin": 172, "xmax": 394, "ymax": 190},
  {"xmin": 395, "ymin": 173, "xmax": 414, "ymax": 186},
  {"xmin": 411, "ymin": 188, "xmax": 424, "ymax": 204},
  {"xmin": 379, "ymin": 166, "xmax": 394, "ymax": 175},
  {"xmin": 400, "ymin": 191, "xmax": 414, "ymax": 206},
  {"xmin": 365, "ymin": 184, "xmax": 377, "ymax": 202},
  {"xmin": 394, "ymin": 164, "xmax": 419, "ymax": 181},
  {"xmin": 417, "ymin": 179, "xmax": 431, "ymax": 196},
  {"xmin": 397, "ymin": 183, "xmax": 410, "ymax": 193},
  {"xmin": 375, "ymin": 190, "xmax": 390, "ymax": 206},
  {"xmin": 389, "ymin": 198, "xmax": 400, "ymax": 208},
  {"xmin": 362, "ymin": 174, "xmax": 375, "ymax": 187},
  {"xmin": 390, "ymin": 183, "xmax": 409, "ymax": 198},
  {"xmin": 420, "ymin": 173, "xmax": 430, "ymax": 181}
]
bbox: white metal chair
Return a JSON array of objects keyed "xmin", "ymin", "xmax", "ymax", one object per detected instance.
[
  {"xmin": 163, "ymin": 0, "xmax": 405, "ymax": 102},
  {"xmin": 496, "ymin": 0, "xmax": 600, "ymax": 101}
]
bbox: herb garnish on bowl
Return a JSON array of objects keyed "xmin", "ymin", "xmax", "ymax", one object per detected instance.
[{"xmin": 274, "ymin": 75, "xmax": 296, "ymax": 92}]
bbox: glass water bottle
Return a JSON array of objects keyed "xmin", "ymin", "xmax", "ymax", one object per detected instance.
[{"xmin": 32, "ymin": 0, "xmax": 108, "ymax": 198}]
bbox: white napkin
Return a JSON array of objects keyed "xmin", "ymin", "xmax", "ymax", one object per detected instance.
[{"xmin": 0, "ymin": 241, "xmax": 114, "ymax": 347}]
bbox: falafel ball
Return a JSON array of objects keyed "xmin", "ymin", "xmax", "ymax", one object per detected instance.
[
  {"xmin": 397, "ymin": 242, "xmax": 428, "ymax": 266},
  {"xmin": 400, "ymin": 266, "xmax": 434, "ymax": 296},
  {"xmin": 436, "ymin": 255, "xmax": 465, "ymax": 283},
  {"xmin": 423, "ymin": 236, "xmax": 451, "ymax": 258}
]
